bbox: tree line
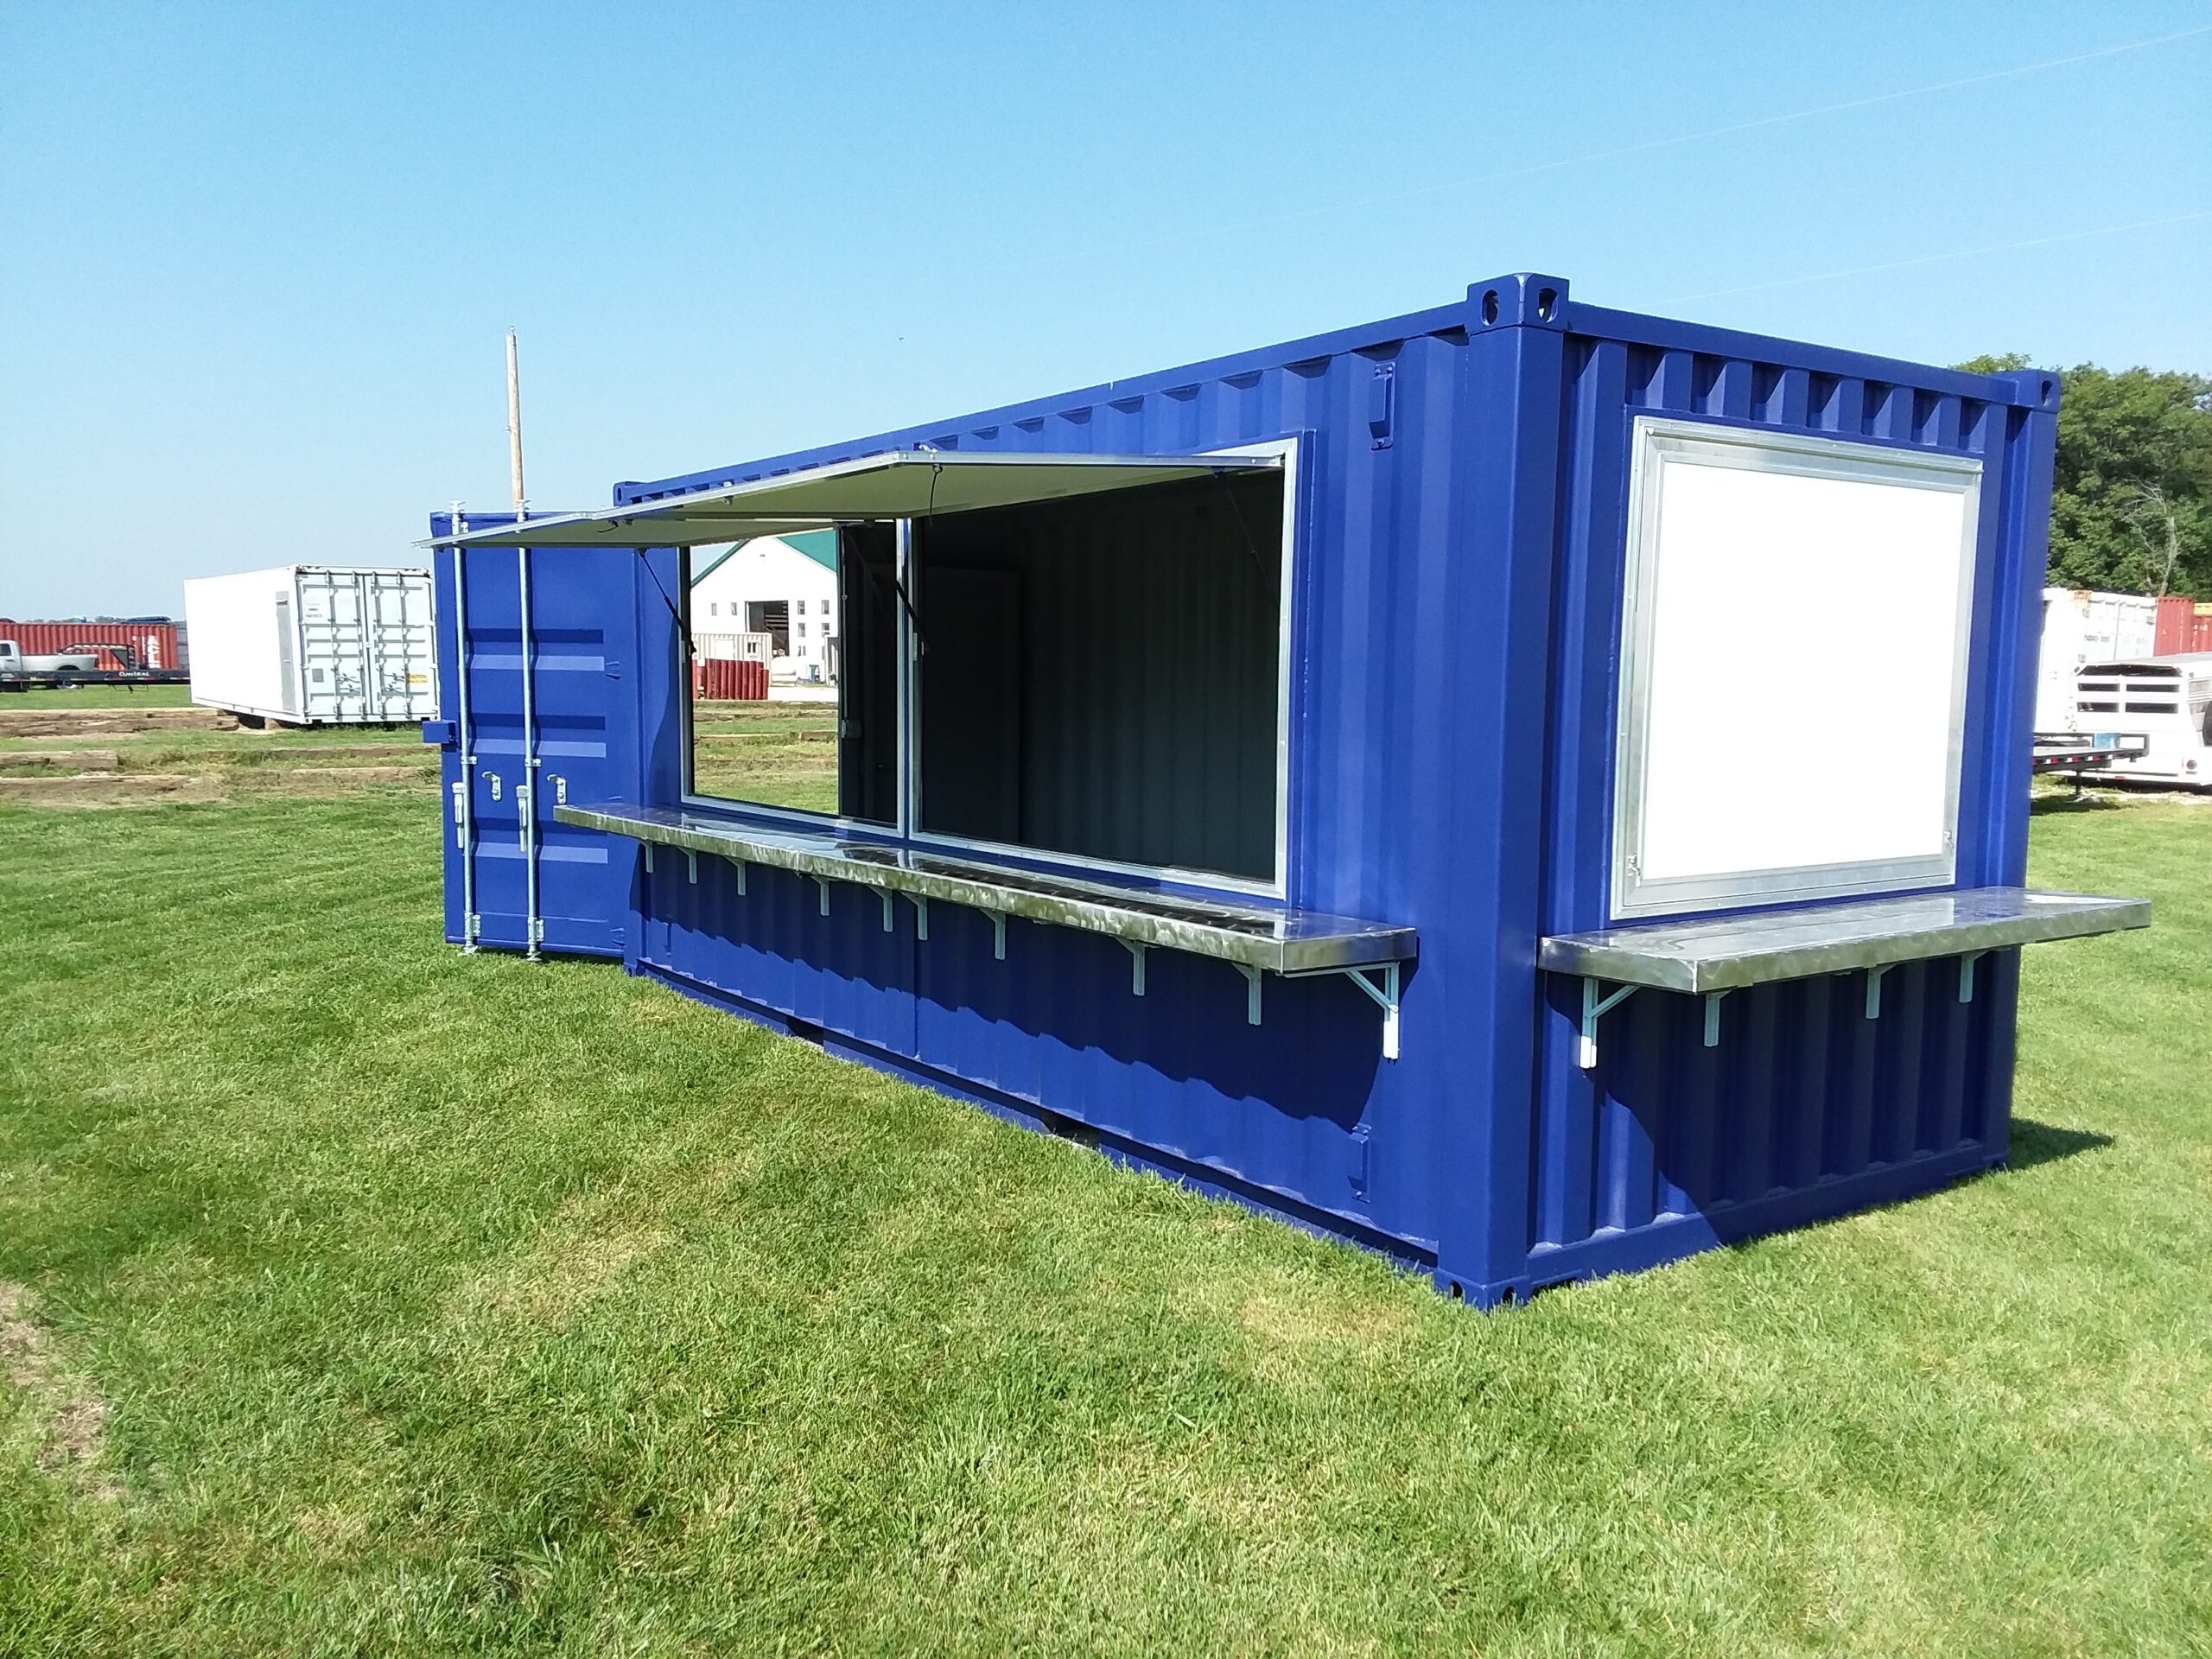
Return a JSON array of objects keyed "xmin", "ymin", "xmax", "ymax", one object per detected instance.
[{"xmin": 1957, "ymin": 355, "xmax": 2211, "ymax": 598}]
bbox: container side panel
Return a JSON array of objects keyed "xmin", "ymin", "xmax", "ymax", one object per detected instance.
[
  {"xmin": 182, "ymin": 569, "xmax": 298, "ymax": 718},
  {"xmin": 1510, "ymin": 327, "xmax": 2050, "ymax": 1303},
  {"xmin": 642, "ymin": 328, "xmax": 1484, "ymax": 1260}
]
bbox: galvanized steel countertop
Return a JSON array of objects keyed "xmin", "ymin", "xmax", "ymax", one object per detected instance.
[
  {"xmin": 1538, "ymin": 887, "xmax": 2150, "ymax": 993},
  {"xmin": 556, "ymin": 803, "xmax": 1416, "ymax": 974}
]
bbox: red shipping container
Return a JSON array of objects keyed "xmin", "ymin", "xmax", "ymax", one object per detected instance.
[
  {"xmin": 0, "ymin": 619, "xmax": 184, "ymax": 671},
  {"xmin": 2153, "ymin": 594, "xmax": 2212, "ymax": 656}
]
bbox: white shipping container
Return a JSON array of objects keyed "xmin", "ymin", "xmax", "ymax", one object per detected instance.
[
  {"xmin": 2036, "ymin": 588, "xmax": 2158, "ymax": 731},
  {"xmin": 184, "ymin": 565, "xmax": 435, "ymax": 725},
  {"xmin": 693, "ymin": 630, "xmax": 773, "ymax": 663}
]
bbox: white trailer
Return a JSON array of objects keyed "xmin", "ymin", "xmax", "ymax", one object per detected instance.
[
  {"xmin": 2071, "ymin": 654, "xmax": 2212, "ymax": 787},
  {"xmin": 184, "ymin": 565, "xmax": 435, "ymax": 727},
  {"xmin": 2035, "ymin": 587, "xmax": 2159, "ymax": 732}
]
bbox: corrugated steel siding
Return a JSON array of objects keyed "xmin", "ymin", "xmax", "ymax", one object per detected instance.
[
  {"xmin": 1503, "ymin": 315, "xmax": 2050, "ymax": 1301},
  {"xmin": 2155, "ymin": 594, "xmax": 2212, "ymax": 655},
  {"xmin": 0, "ymin": 620, "xmax": 184, "ymax": 670},
  {"xmin": 456, "ymin": 276, "xmax": 2059, "ymax": 1306},
  {"xmin": 430, "ymin": 534, "xmax": 646, "ymax": 958},
  {"xmin": 619, "ymin": 313, "xmax": 1488, "ymax": 1267}
]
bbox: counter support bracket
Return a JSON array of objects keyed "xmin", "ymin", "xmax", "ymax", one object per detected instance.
[
  {"xmin": 1122, "ymin": 940, "xmax": 1147, "ymax": 995},
  {"xmin": 1344, "ymin": 963, "xmax": 1400, "ymax": 1060},
  {"xmin": 1865, "ymin": 963, "xmax": 1891, "ymax": 1020},
  {"xmin": 906, "ymin": 894, "xmax": 929, "ymax": 941},
  {"xmin": 813, "ymin": 878, "xmax": 831, "ymax": 916},
  {"xmin": 1703, "ymin": 988, "xmax": 1731, "ymax": 1048},
  {"xmin": 1237, "ymin": 963, "xmax": 1262, "ymax": 1026},
  {"xmin": 1580, "ymin": 979, "xmax": 1637, "ymax": 1070},
  {"xmin": 983, "ymin": 910, "xmax": 1006, "ymax": 959},
  {"xmin": 725, "ymin": 855, "xmax": 747, "ymax": 895},
  {"xmin": 685, "ymin": 851, "xmax": 696, "ymax": 885},
  {"xmin": 1959, "ymin": 950, "xmax": 1986, "ymax": 1003}
]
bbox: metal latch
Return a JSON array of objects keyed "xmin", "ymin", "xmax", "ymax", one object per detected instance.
[
  {"xmin": 552, "ymin": 775, "xmax": 568, "ymax": 805},
  {"xmin": 449, "ymin": 780, "xmax": 467, "ymax": 847},
  {"xmin": 486, "ymin": 772, "xmax": 503, "ymax": 801}
]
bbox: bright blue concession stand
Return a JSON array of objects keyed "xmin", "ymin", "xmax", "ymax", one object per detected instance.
[{"xmin": 424, "ymin": 273, "xmax": 2145, "ymax": 1306}]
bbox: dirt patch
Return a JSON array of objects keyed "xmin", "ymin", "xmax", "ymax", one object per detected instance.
[
  {"xmin": 1236, "ymin": 1282, "xmax": 1414, "ymax": 1353},
  {"xmin": 0, "ymin": 707, "xmax": 234, "ymax": 738},
  {"xmin": 0, "ymin": 766, "xmax": 430, "ymax": 808},
  {"xmin": 0, "ymin": 772, "xmax": 220, "ymax": 807},
  {"xmin": 243, "ymin": 742, "xmax": 425, "ymax": 761},
  {"xmin": 0, "ymin": 749, "xmax": 119, "ymax": 773},
  {"xmin": 0, "ymin": 1281, "xmax": 118, "ymax": 1499},
  {"xmin": 239, "ymin": 766, "xmax": 432, "ymax": 795}
]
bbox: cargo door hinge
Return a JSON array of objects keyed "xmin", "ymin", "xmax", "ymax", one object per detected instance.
[{"xmin": 1368, "ymin": 362, "xmax": 1395, "ymax": 450}]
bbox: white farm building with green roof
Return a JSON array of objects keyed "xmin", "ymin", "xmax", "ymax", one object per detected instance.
[{"xmin": 690, "ymin": 530, "xmax": 841, "ymax": 683}]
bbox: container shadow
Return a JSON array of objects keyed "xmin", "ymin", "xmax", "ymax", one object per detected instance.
[
  {"xmin": 2006, "ymin": 1116, "xmax": 2113, "ymax": 1171},
  {"xmin": 2028, "ymin": 791, "xmax": 2131, "ymax": 816}
]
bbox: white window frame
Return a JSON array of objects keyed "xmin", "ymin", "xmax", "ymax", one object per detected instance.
[
  {"xmin": 902, "ymin": 436, "xmax": 1300, "ymax": 900},
  {"xmin": 1611, "ymin": 417, "xmax": 1983, "ymax": 920},
  {"xmin": 675, "ymin": 439, "xmax": 1301, "ymax": 900}
]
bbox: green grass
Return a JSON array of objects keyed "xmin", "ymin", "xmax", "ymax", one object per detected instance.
[
  {"xmin": 0, "ymin": 792, "xmax": 2207, "ymax": 1655},
  {"xmin": 690, "ymin": 700, "xmax": 840, "ymax": 815},
  {"xmin": 0, "ymin": 683, "xmax": 191, "ymax": 708}
]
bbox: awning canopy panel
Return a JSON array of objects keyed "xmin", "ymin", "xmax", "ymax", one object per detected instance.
[{"xmin": 429, "ymin": 450, "xmax": 1283, "ymax": 548}]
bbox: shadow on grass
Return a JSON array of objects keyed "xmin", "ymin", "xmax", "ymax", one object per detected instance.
[
  {"xmin": 2028, "ymin": 791, "xmax": 2133, "ymax": 816},
  {"xmin": 2008, "ymin": 1116, "xmax": 2114, "ymax": 1171}
]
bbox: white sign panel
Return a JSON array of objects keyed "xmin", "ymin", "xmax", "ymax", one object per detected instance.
[{"xmin": 1612, "ymin": 419, "xmax": 1982, "ymax": 918}]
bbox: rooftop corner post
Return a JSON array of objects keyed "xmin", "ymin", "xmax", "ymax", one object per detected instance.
[
  {"xmin": 1960, "ymin": 365, "xmax": 2068, "ymax": 1131},
  {"xmin": 1429, "ymin": 273, "xmax": 1574, "ymax": 1306}
]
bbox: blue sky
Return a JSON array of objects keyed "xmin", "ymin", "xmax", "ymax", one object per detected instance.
[{"xmin": 3, "ymin": 1, "xmax": 2208, "ymax": 618}]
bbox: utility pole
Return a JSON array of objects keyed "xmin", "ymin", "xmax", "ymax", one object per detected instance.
[{"xmin": 506, "ymin": 327, "xmax": 526, "ymax": 519}]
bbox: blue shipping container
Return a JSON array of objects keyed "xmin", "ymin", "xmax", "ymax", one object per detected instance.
[{"xmin": 425, "ymin": 272, "xmax": 2145, "ymax": 1306}]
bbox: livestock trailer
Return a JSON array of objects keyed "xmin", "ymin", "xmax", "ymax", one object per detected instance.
[
  {"xmin": 186, "ymin": 564, "xmax": 435, "ymax": 727},
  {"xmin": 424, "ymin": 272, "xmax": 2145, "ymax": 1306},
  {"xmin": 2071, "ymin": 654, "xmax": 2212, "ymax": 786},
  {"xmin": 2034, "ymin": 587, "xmax": 2158, "ymax": 732}
]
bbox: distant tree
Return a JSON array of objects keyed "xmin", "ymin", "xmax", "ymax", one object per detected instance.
[{"xmin": 1957, "ymin": 354, "xmax": 2212, "ymax": 596}]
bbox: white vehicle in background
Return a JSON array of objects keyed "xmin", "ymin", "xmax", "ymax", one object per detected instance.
[
  {"xmin": 2035, "ymin": 587, "xmax": 2158, "ymax": 732},
  {"xmin": 2072, "ymin": 655, "xmax": 2212, "ymax": 787},
  {"xmin": 0, "ymin": 640, "xmax": 101, "ymax": 675}
]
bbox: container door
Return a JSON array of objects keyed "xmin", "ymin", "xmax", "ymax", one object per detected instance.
[
  {"xmin": 273, "ymin": 595, "xmax": 298, "ymax": 716},
  {"xmin": 363, "ymin": 569, "xmax": 435, "ymax": 721},
  {"xmin": 295, "ymin": 569, "xmax": 364, "ymax": 722},
  {"xmin": 432, "ymin": 531, "xmax": 641, "ymax": 959}
]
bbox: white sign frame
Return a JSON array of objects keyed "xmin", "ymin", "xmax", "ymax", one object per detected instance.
[{"xmin": 1611, "ymin": 417, "xmax": 1984, "ymax": 920}]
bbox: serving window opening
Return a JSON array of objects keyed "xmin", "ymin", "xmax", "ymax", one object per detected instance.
[
  {"xmin": 912, "ymin": 467, "xmax": 1287, "ymax": 886},
  {"xmin": 664, "ymin": 445, "xmax": 1293, "ymax": 891},
  {"xmin": 683, "ymin": 525, "xmax": 899, "ymax": 823}
]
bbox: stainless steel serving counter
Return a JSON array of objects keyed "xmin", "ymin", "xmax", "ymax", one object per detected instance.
[
  {"xmin": 1540, "ymin": 887, "xmax": 2148, "ymax": 1068},
  {"xmin": 558, "ymin": 804, "xmax": 1411, "ymax": 982},
  {"xmin": 1538, "ymin": 887, "xmax": 2148, "ymax": 993}
]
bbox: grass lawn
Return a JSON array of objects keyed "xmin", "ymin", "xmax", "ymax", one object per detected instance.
[
  {"xmin": 689, "ymin": 699, "xmax": 840, "ymax": 815},
  {"xmin": 0, "ymin": 684, "xmax": 192, "ymax": 708},
  {"xmin": 0, "ymin": 783, "xmax": 2207, "ymax": 1655}
]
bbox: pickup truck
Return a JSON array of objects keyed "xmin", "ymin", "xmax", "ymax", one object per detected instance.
[{"xmin": 0, "ymin": 640, "xmax": 101, "ymax": 675}]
